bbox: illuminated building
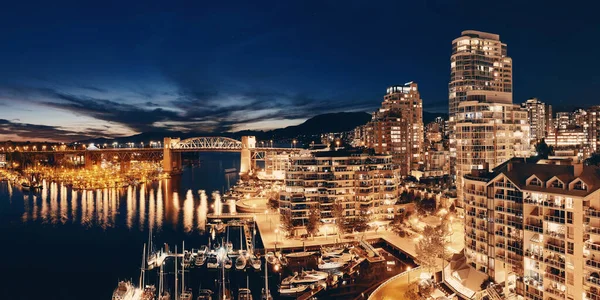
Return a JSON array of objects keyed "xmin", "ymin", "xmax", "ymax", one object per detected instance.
[
  {"xmin": 460, "ymin": 157, "xmax": 600, "ymax": 300},
  {"xmin": 522, "ymin": 98, "xmax": 550, "ymax": 143},
  {"xmin": 454, "ymin": 94, "xmax": 530, "ymax": 207},
  {"xmin": 449, "ymin": 30, "xmax": 513, "ymax": 180},
  {"xmin": 588, "ymin": 106, "xmax": 600, "ymax": 152},
  {"xmin": 279, "ymin": 151, "xmax": 398, "ymax": 235},
  {"xmin": 360, "ymin": 82, "xmax": 424, "ymax": 176}
]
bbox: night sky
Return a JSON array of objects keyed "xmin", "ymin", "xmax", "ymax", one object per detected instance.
[{"xmin": 1, "ymin": 0, "xmax": 598, "ymax": 141}]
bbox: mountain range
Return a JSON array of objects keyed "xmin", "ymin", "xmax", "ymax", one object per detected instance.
[{"xmin": 78, "ymin": 111, "xmax": 448, "ymax": 144}]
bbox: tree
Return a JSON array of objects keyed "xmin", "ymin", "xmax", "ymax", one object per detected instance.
[
  {"xmin": 332, "ymin": 201, "xmax": 346, "ymax": 236},
  {"xmin": 306, "ymin": 205, "xmax": 321, "ymax": 238},
  {"xmin": 535, "ymin": 138, "xmax": 554, "ymax": 159},
  {"xmin": 280, "ymin": 211, "xmax": 295, "ymax": 237},
  {"xmin": 267, "ymin": 191, "xmax": 280, "ymax": 210},
  {"xmin": 586, "ymin": 152, "xmax": 600, "ymax": 166},
  {"xmin": 390, "ymin": 211, "xmax": 410, "ymax": 236},
  {"xmin": 403, "ymin": 282, "xmax": 421, "ymax": 300},
  {"xmin": 415, "ymin": 225, "xmax": 447, "ymax": 272}
]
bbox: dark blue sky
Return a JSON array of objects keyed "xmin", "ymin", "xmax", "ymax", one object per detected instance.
[{"xmin": 1, "ymin": 0, "xmax": 598, "ymax": 141}]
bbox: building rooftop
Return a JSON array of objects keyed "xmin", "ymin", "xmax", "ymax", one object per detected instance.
[{"xmin": 465, "ymin": 157, "xmax": 600, "ymax": 197}]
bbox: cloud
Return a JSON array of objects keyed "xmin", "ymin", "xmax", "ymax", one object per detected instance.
[{"xmin": 0, "ymin": 119, "xmax": 110, "ymax": 142}]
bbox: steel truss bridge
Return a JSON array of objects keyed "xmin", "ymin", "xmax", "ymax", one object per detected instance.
[{"xmin": 1, "ymin": 136, "xmax": 300, "ymax": 174}]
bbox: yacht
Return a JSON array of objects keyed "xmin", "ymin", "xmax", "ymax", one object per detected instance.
[
  {"xmin": 195, "ymin": 252, "xmax": 206, "ymax": 267},
  {"xmin": 321, "ymin": 246, "xmax": 346, "ymax": 258},
  {"xmin": 265, "ymin": 252, "xmax": 277, "ymax": 265},
  {"xmin": 198, "ymin": 245, "xmax": 208, "ymax": 254},
  {"xmin": 225, "ymin": 241, "xmax": 234, "ymax": 254},
  {"xmin": 250, "ymin": 256, "xmax": 261, "ymax": 270},
  {"xmin": 158, "ymin": 292, "xmax": 171, "ymax": 300},
  {"xmin": 238, "ymin": 288, "xmax": 253, "ymax": 300},
  {"xmin": 224, "ymin": 256, "xmax": 233, "ymax": 269},
  {"xmin": 290, "ymin": 270, "xmax": 329, "ymax": 284},
  {"xmin": 318, "ymin": 259, "xmax": 344, "ymax": 270},
  {"xmin": 112, "ymin": 280, "xmax": 135, "ymax": 300},
  {"xmin": 278, "ymin": 284, "xmax": 308, "ymax": 296},
  {"xmin": 197, "ymin": 289, "xmax": 213, "ymax": 300},
  {"xmin": 141, "ymin": 285, "xmax": 157, "ymax": 300},
  {"xmin": 235, "ymin": 255, "xmax": 247, "ymax": 270},
  {"xmin": 285, "ymin": 251, "xmax": 316, "ymax": 259},
  {"xmin": 182, "ymin": 251, "xmax": 192, "ymax": 268},
  {"xmin": 207, "ymin": 255, "xmax": 219, "ymax": 269}
]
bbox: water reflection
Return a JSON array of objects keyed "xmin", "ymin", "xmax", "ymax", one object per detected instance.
[{"xmin": 2, "ymin": 174, "xmax": 239, "ymax": 233}]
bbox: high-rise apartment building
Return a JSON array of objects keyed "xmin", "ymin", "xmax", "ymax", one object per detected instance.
[
  {"xmin": 449, "ymin": 30, "xmax": 514, "ymax": 199},
  {"xmin": 588, "ymin": 106, "xmax": 600, "ymax": 153},
  {"xmin": 522, "ymin": 98, "xmax": 548, "ymax": 143},
  {"xmin": 455, "ymin": 97, "xmax": 530, "ymax": 206},
  {"xmin": 279, "ymin": 151, "xmax": 399, "ymax": 235},
  {"xmin": 460, "ymin": 157, "xmax": 600, "ymax": 300},
  {"xmin": 361, "ymin": 82, "xmax": 424, "ymax": 176}
]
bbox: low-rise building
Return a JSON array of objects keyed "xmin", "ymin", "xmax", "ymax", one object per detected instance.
[
  {"xmin": 279, "ymin": 150, "xmax": 399, "ymax": 235},
  {"xmin": 459, "ymin": 157, "xmax": 600, "ymax": 300}
]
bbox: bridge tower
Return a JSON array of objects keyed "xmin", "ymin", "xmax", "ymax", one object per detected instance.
[
  {"xmin": 240, "ymin": 136, "xmax": 256, "ymax": 175},
  {"xmin": 163, "ymin": 137, "xmax": 182, "ymax": 175}
]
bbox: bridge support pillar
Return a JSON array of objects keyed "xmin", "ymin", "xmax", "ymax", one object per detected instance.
[
  {"xmin": 84, "ymin": 152, "xmax": 93, "ymax": 169},
  {"xmin": 163, "ymin": 138, "xmax": 182, "ymax": 175},
  {"xmin": 240, "ymin": 136, "xmax": 256, "ymax": 175}
]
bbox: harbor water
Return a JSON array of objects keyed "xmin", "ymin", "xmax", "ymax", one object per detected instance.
[{"xmin": 0, "ymin": 153, "xmax": 241, "ymax": 300}]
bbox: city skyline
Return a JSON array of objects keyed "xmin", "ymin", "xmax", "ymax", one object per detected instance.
[{"xmin": 1, "ymin": 1, "xmax": 599, "ymax": 142}]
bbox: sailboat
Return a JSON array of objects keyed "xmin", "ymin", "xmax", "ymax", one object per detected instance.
[
  {"xmin": 158, "ymin": 256, "xmax": 171, "ymax": 300},
  {"xmin": 219, "ymin": 253, "xmax": 233, "ymax": 300},
  {"xmin": 285, "ymin": 242, "xmax": 315, "ymax": 259},
  {"xmin": 139, "ymin": 243, "xmax": 157, "ymax": 300},
  {"xmin": 112, "ymin": 280, "xmax": 135, "ymax": 300},
  {"xmin": 196, "ymin": 288, "xmax": 213, "ymax": 300},
  {"xmin": 261, "ymin": 257, "xmax": 273, "ymax": 300},
  {"xmin": 180, "ymin": 241, "xmax": 193, "ymax": 300},
  {"xmin": 238, "ymin": 276, "xmax": 253, "ymax": 300},
  {"xmin": 235, "ymin": 225, "xmax": 247, "ymax": 270}
]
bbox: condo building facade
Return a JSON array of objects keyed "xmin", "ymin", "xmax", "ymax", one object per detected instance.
[
  {"xmin": 522, "ymin": 98, "xmax": 550, "ymax": 143},
  {"xmin": 462, "ymin": 157, "xmax": 600, "ymax": 300},
  {"xmin": 360, "ymin": 82, "xmax": 424, "ymax": 176},
  {"xmin": 279, "ymin": 151, "xmax": 399, "ymax": 235},
  {"xmin": 449, "ymin": 30, "xmax": 513, "ymax": 180}
]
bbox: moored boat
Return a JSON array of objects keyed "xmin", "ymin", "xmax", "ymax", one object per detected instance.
[
  {"xmin": 197, "ymin": 289, "xmax": 213, "ymax": 300},
  {"xmin": 112, "ymin": 280, "xmax": 135, "ymax": 300},
  {"xmin": 238, "ymin": 288, "xmax": 253, "ymax": 300},
  {"xmin": 235, "ymin": 255, "xmax": 247, "ymax": 270},
  {"xmin": 278, "ymin": 284, "xmax": 308, "ymax": 296}
]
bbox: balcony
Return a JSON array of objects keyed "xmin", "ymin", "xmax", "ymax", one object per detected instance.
[
  {"xmin": 587, "ymin": 259, "xmax": 600, "ymax": 272},
  {"xmin": 525, "ymin": 249, "xmax": 543, "ymax": 261},
  {"xmin": 589, "ymin": 242, "xmax": 600, "ymax": 253},
  {"xmin": 544, "ymin": 214, "xmax": 566, "ymax": 224},
  {"xmin": 544, "ymin": 230, "xmax": 565, "ymax": 239},
  {"xmin": 544, "ymin": 287, "xmax": 565, "ymax": 298},
  {"xmin": 545, "ymin": 272, "xmax": 566, "ymax": 284},
  {"xmin": 587, "ymin": 276, "xmax": 600, "ymax": 288},
  {"xmin": 545, "ymin": 242, "xmax": 566, "ymax": 254},
  {"xmin": 589, "ymin": 208, "xmax": 600, "ymax": 219},
  {"xmin": 524, "ymin": 223, "xmax": 543, "ymax": 233},
  {"xmin": 545, "ymin": 256, "xmax": 566, "ymax": 269}
]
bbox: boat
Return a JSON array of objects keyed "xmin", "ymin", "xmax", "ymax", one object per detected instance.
[
  {"xmin": 238, "ymin": 288, "xmax": 253, "ymax": 300},
  {"xmin": 159, "ymin": 292, "xmax": 171, "ymax": 300},
  {"xmin": 224, "ymin": 256, "xmax": 233, "ymax": 269},
  {"xmin": 207, "ymin": 255, "xmax": 219, "ymax": 269},
  {"xmin": 112, "ymin": 280, "xmax": 135, "ymax": 300},
  {"xmin": 278, "ymin": 284, "xmax": 308, "ymax": 296},
  {"xmin": 197, "ymin": 289, "xmax": 213, "ymax": 300},
  {"xmin": 250, "ymin": 256, "xmax": 261, "ymax": 270},
  {"xmin": 225, "ymin": 241, "xmax": 234, "ymax": 254},
  {"xmin": 285, "ymin": 251, "xmax": 316, "ymax": 259},
  {"xmin": 141, "ymin": 285, "xmax": 157, "ymax": 300},
  {"xmin": 180, "ymin": 289, "xmax": 193, "ymax": 300},
  {"xmin": 261, "ymin": 288, "xmax": 273, "ymax": 300},
  {"xmin": 195, "ymin": 252, "xmax": 206, "ymax": 267},
  {"xmin": 321, "ymin": 246, "xmax": 346, "ymax": 258},
  {"xmin": 182, "ymin": 250, "xmax": 192, "ymax": 268},
  {"xmin": 318, "ymin": 259, "xmax": 344, "ymax": 270},
  {"xmin": 278, "ymin": 255, "xmax": 288, "ymax": 266},
  {"xmin": 235, "ymin": 255, "xmax": 247, "ymax": 270},
  {"xmin": 290, "ymin": 270, "xmax": 329, "ymax": 284},
  {"xmin": 265, "ymin": 252, "xmax": 277, "ymax": 265},
  {"xmin": 198, "ymin": 245, "xmax": 208, "ymax": 254},
  {"xmin": 281, "ymin": 275, "xmax": 296, "ymax": 285},
  {"xmin": 330, "ymin": 253, "xmax": 354, "ymax": 263}
]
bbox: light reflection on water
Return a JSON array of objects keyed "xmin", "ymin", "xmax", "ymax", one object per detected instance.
[{"xmin": 9, "ymin": 177, "xmax": 237, "ymax": 233}]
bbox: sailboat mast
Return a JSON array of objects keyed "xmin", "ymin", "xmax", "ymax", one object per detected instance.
[
  {"xmin": 140, "ymin": 243, "xmax": 146, "ymax": 288},
  {"xmin": 159, "ymin": 261, "xmax": 164, "ymax": 296},
  {"xmin": 264, "ymin": 257, "xmax": 269, "ymax": 299},
  {"xmin": 182, "ymin": 241, "xmax": 185, "ymax": 295},
  {"xmin": 175, "ymin": 245, "xmax": 178, "ymax": 300}
]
